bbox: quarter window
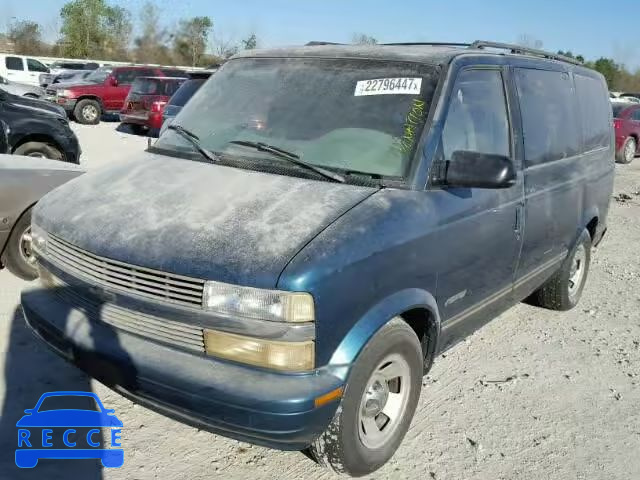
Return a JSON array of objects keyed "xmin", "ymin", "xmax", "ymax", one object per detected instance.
[
  {"xmin": 5, "ymin": 57, "xmax": 24, "ymax": 71},
  {"xmin": 632, "ymin": 109, "xmax": 640, "ymax": 122},
  {"xmin": 441, "ymin": 69, "xmax": 510, "ymax": 161},
  {"xmin": 515, "ymin": 68, "xmax": 580, "ymax": 166},
  {"xmin": 574, "ymin": 74, "xmax": 612, "ymax": 151}
]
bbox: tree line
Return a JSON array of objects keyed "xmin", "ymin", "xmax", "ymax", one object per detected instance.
[{"xmin": 0, "ymin": 0, "xmax": 258, "ymax": 67}]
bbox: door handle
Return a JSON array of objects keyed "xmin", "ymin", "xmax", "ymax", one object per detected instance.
[{"xmin": 514, "ymin": 203, "xmax": 524, "ymax": 236}]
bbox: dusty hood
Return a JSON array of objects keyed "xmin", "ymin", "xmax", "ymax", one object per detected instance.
[{"xmin": 34, "ymin": 152, "xmax": 376, "ymax": 288}]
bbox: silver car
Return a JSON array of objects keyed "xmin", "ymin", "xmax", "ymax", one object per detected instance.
[
  {"xmin": 0, "ymin": 75, "xmax": 44, "ymax": 99},
  {"xmin": 0, "ymin": 125, "xmax": 83, "ymax": 279}
]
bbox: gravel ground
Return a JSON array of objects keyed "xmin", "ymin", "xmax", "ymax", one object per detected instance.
[{"xmin": 1, "ymin": 122, "xmax": 639, "ymax": 480}]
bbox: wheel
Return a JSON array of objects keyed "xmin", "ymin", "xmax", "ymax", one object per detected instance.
[
  {"xmin": 1, "ymin": 208, "xmax": 38, "ymax": 281},
  {"xmin": 74, "ymin": 98, "xmax": 101, "ymax": 125},
  {"xmin": 616, "ymin": 137, "xmax": 636, "ymax": 164},
  {"xmin": 529, "ymin": 230, "xmax": 591, "ymax": 311},
  {"xmin": 14, "ymin": 141, "xmax": 63, "ymax": 161},
  {"xmin": 308, "ymin": 317, "xmax": 423, "ymax": 477}
]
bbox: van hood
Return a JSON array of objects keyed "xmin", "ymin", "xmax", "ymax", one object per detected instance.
[{"xmin": 34, "ymin": 152, "xmax": 376, "ymax": 288}]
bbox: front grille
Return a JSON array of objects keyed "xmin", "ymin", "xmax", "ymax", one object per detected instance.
[
  {"xmin": 41, "ymin": 267, "xmax": 205, "ymax": 353},
  {"xmin": 46, "ymin": 89, "xmax": 56, "ymax": 96},
  {"xmin": 45, "ymin": 234, "xmax": 205, "ymax": 309}
]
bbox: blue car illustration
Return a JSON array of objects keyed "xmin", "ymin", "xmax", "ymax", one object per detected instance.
[{"xmin": 16, "ymin": 391, "xmax": 123, "ymax": 468}]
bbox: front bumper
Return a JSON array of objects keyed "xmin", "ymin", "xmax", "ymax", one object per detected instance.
[
  {"xmin": 46, "ymin": 96, "xmax": 77, "ymax": 114},
  {"xmin": 21, "ymin": 284, "xmax": 343, "ymax": 450}
]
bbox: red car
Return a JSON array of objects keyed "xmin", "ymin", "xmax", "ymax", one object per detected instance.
[
  {"xmin": 613, "ymin": 102, "xmax": 640, "ymax": 164},
  {"xmin": 45, "ymin": 66, "xmax": 186, "ymax": 125},
  {"xmin": 119, "ymin": 77, "xmax": 187, "ymax": 136}
]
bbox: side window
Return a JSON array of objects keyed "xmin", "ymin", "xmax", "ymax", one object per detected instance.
[
  {"xmin": 441, "ymin": 69, "xmax": 510, "ymax": 161},
  {"xmin": 136, "ymin": 69, "xmax": 156, "ymax": 79},
  {"xmin": 632, "ymin": 109, "xmax": 640, "ymax": 122},
  {"xmin": 574, "ymin": 74, "xmax": 612, "ymax": 151},
  {"xmin": 5, "ymin": 57, "xmax": 24, "ymax": 71},
  {"xmin": 27, "ymin": 58, "xmax": 48, "ymax": 72},
  {"xmin": 515, "ymin": 68, "xmax": 580, "ymax": 166},
  {"xmin": 115, "ymin": 69, "xmax": 135, "ymax": 85}
]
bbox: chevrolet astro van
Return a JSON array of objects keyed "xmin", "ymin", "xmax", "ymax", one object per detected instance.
[{"xmin": 22, "ymin": 41, "xmax": 614, "ymax": 476}]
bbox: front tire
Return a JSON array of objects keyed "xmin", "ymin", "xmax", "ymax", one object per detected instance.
[
  {"xmin": 74, "ymin": 98, "xmax": 101, "ymax": 125},
  {"xmin": 14, "ymin": 141, "xmax": 63, "ymax": 161},
  {"xmin": 529, "ymin": 230, "xmax": 591, "ymax": 311},
  {"xmin": 1, "ymin": 208, "xmax": 38, "ymax": 281},
  {"xmin": 308, "ymin": 317, "xmax": 423, "ymax": 477},
  {"xmin": 616, "ymin": 137, "xmax": 636, "ymax": 164}
]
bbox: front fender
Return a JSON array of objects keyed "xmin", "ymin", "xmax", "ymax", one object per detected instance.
[{"xmin": 328, "ymin": 288, "xmax": 440, "ymax": 380}]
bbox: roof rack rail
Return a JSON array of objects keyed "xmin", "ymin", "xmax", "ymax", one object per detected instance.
[
  {"xmin": 305, "ymin": 41, "xmax": 345, "ymax": 46},
  {"xmin": 382, "ymin": 42, "xmax": 472, "ymax": 47},
  {"xmin": 469, "ymin": 40, "xmax": 583, "ymax": 66}
]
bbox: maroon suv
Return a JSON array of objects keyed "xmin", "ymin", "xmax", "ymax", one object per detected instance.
[
  {"xmin": 613, "ymin": 102, "xmax": 640, "ymax": 164},
  {"xmin": 45, "ymin": 66, "xmax": 186, "ymax": 125}
]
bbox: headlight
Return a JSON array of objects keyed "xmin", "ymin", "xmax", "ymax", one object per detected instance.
[
  {"xmin": 57, "ymin": 89, "xmax": 71, "ymax": 98},
  {"xmin": 203, "ymin": 329, "xmax": 314, "ymax": 371},
  {"xmin": 203, "ymin": 281, "xmax": 314, "ymax": 323},
  {"xmin": 31, "ymin": 224, "xmax": 48, "ymax": 256}
]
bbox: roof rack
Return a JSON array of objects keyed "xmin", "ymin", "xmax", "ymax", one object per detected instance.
[
  {"xmin": 469, "ymin": 40, "xmax": 583, "ymax": 65},
  {"xmin": 305, "ymin": 41, "xmax": 345, "ymax": 46},
  {"xmin": 382, "ymin": 42, "xmax": 472, "ymax": 47}
]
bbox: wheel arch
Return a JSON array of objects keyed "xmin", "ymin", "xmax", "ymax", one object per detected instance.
[
  {"xmin": 328, "ymin": 288, "xmax": 441, "ymax": 378},
  {"xmin": 0, "ymin": 202, "xmax": 35, "ymax": 262},
  {"xmin": 76, "ymin": 95, "xmax": 104, "ymax": 110}
]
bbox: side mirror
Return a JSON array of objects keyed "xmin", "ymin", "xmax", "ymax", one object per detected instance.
[
  {"xmin": 444, "ymin": 150, "xmax": 516, "ymax": 189},
  {"xmin": 0, "ymin": 120, "xmax": 10, "ymax": 155},
  {"xmin": 108, "ymin": 76, "xmax": 118, "ymax": 87}
]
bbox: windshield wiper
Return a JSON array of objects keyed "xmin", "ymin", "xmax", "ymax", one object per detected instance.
[
  {"xmin": 229, "ymin": 140, "xmax": 345, "ymax": 183},
  {"xmin": 168, "ymin": 124, "xmax": 220, "ymax": 164}
]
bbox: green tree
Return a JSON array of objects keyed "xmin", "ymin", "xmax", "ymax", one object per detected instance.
[
  {"xmin": 59, "ymin": 0, "xmax": 132, "ymax": 59},
  {"xmin": 590, "ymin": 57, "xmax": 621, "ymax": 88},
  {"xmin": 241, "ymin": 33, "xmax": 258, "ymax": 50},
  {"xmin": 8, "ymin": 20, "xmax": 45, "ymax": 55},
  {"xmin": 352, "ymin": 33, "xmax": 377, "ymax": 45},
  {"xmin": 173, "ymin": 16, "xmax": 213, "ymax": 66}
]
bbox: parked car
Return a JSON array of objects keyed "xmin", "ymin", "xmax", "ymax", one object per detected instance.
[
  {"xmin": 22, "ymin": 41, "xmax": 614, "ymax": 477},
  {"xmin": 0, "ymin": 54, "xmax": 50, "ymax": 86},
  {"xmin": 0, "ymin": 89, "xmax": 81, "ymax": 163},
  {"xmin": 45, "ymin": 65, "xmax": 187, "ymax": 125},
  {"xmin": 0, "ymin": 151, "xmax": 83, "ymax": 280},
  {"xmin": 120, "ymin": 76, "xmax": 187, "ymax": 136},
  {"xmin": 0, "ymin": 74, "xmax": 45, "ymax": 98},
  {"xmin": 48, "ymin": 70, "xmax": 93, "ymax": 86},
  {"xmin": 612, "ymin": 101, "xmax": 640, "ymax": 163},
  {"xmin": 160, "ymin": 71, "xmax": 214, "ymax": 134},
  {"xmin": 39, "ymin": 61, "xmax": 99, "ymax": 88}
]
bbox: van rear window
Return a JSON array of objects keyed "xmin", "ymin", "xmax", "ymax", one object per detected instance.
[
  {"xmin": 515, "ymin": 68, "xmax": 580, "ymax": 166},
  {"xmin": 574, "ymin": 75, "xmax": 612, "ymax": 151}
]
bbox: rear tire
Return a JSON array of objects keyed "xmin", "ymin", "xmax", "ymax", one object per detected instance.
[
  {"xmin": 14, "ymin": 142, "xmax": 63, "ymax": 161},
  {"xmin": 1, "ymin": 208, "xmax": 38, "ymax": 281},
  {"xmin": 307, "ymin": 317, "xmax": 423, "ymax": 477},
  {"xmin": 529, "ymin": 230, "xmax": 591, "ymax": 311},
  {"xmin": 616, "ymin": 137, "xmax": 636, "ymax": 164},
  {"xmin": 74, "ymin": 98, "xmax": 101, "ymax": 125}
]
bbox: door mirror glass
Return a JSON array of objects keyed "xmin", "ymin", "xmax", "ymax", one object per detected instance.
[
  {"xmin": 0, "ymin": 120, "xmax": 10, "ymax": 154},
  {"xmin": 445, "ymin": 150, "xmax": 516, "ymax": 189}
]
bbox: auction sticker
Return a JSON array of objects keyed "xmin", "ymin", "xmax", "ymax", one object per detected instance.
[{"xmin": 354, "ymin": 78, "xmax": 422, "ymax": 96}]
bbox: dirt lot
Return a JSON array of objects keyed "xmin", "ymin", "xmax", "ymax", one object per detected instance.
[{"xmin": 1, "ymin": 121, "xmax": 639, "ymax": 480}]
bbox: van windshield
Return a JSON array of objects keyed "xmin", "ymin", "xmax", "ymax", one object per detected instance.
[{"xmin": 155, "ymin": 57, "xmax": 439, "ymax": 179}]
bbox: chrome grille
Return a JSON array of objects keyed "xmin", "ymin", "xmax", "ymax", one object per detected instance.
[
  {"xmin": 45, "ymin": 234, "xmax": 205, "ymax": 308},
  {"xmin": 41, "ymin": 268, "xmax": 205, "ymax": 353}
]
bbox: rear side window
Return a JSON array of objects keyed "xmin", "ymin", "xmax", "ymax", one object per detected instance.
[
  {"xmin": 5, "ymin": 57, "xmax": 24, "ymax": 71},
  {"xmin": 169, "ymin": 78, "xmax": 206, "ymax": 107},
  {"xmin": 441, "ymin": 69, "xmax": 510, "ymax": 161},
  {"xmin": 515, "ymin": 68, "xmax": 580, "ymax": 166},
  {"xmin": 612, "ymin": 104, "xmax": 628, "ymax": 118},
  {"xmin": 574, "ymin": 74, "xmax": 612, "ymax": 151},
  {"xmin": 132, "ymin": 78, "xmax": 184, "ymax": 96},
  {"xmin": 632, "ymin": 109, "xmax": 640, "ymax": 121}
]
